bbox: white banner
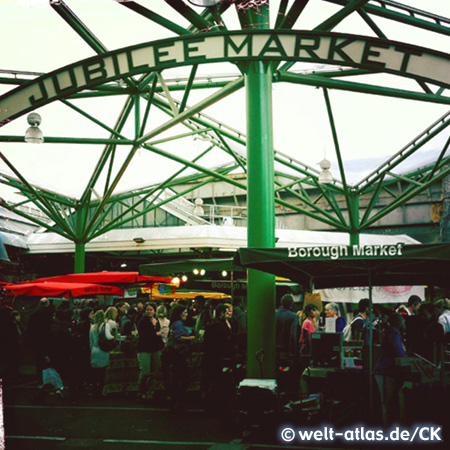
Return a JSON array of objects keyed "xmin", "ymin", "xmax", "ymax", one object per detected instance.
[{"xmin": 315, "ymin": 285, "xmax": 425, "ymax": 304}]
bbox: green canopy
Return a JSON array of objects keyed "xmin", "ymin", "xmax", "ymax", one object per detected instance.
[
  {"xmin": 235, "ymin": 243, "xmax": 450, "ymax": 288},
  {"xmin": 139, "ymin": 258, "xmax": 243, "ymax": 277}
]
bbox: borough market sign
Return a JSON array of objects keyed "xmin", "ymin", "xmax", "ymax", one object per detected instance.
[
  {"xmin": 288, "ymin": 244, "xmax": 404, "ymax": 260},
  {"xmin": 1, "ymin": 30, "xmax": 450, "ymax": 126}
]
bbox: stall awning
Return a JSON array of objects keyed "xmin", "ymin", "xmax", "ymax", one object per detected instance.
[{"xmin": 235, "ymin": 243, "xmax": 450, "ymax": 288}]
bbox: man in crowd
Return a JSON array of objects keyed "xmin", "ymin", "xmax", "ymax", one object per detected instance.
[{"xmin": 276, "ymin": 294, "xmax": 299, "ymax": 358}]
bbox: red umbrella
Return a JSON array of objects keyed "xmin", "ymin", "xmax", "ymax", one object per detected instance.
[
  {"xmin": 24, "ymin": 271, "xmax": 173, "ymax": 285},
  {"xmin": 4, "ymin": 281, "xmax": 124, "ymax": 298}
]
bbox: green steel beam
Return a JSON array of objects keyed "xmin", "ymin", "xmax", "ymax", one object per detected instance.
[
  {"xmin": 276, "ymin": 0, "xmax": 311, "ymax": 70},
  {"xmin": 74, "ymin": 204, "xmax": 88, "ymax": 273},
  {"xmin": 50, "ymin": 0, "xmax": 108, "ymax": 54},
  {"xmin": 84, "ymin": 147, "xmax": 218, "ymax": 234},
  {"xmin": 0, "ymin": 152, "xmax": 75, "ymax": 236},
  {"xmin": 357, "ymin": 8, "xmax": 387, "ymax": 39},
  {"xmin": 135, "ymin": 94, "xmax": 140, "ymax": 139},
  {"xmin": 92, "ymin": 161, "xmax": 235, "ymax": 207},
  {"xmin": 213, "ymin": 132, "xmax": 247, "ymax": 172},
  {"xmin": 360, "ymin": 173, "xmax": 385, "ymax": 225},
  {"xmin": 141, "ymin": 143, "xmax": 247, "ymax": 191},
  {"xmin": 50, "ymin": 0, "xmax": 137, "ymax": 91},
  {"xmin": 356, "ymin": 110, "xmax": 450, "ymax": 192},
  {"xmin": 0, "ymin": 136, "xmax": 135, "ymax": 145},
  {"xmin": 275, "ymin": 0, "xmax": 290, "ymax": 29},
  {"xmin": 149, "ymin": 128, "xmax": 213, "ymax": 146},
  {"xmin": 117, "ymin": 1, "xmax": 191, "ymax": 36},
  {"xmin": 322, "ymin": 88, "xmax": 357, "ymax": 230},
  {"xmin": 60, "ymin": 99, "xmax": 128, "ymax": 140},
  {"xmin": 274, "ymin": 151, "xmax": 344, "ymax": 191},
  {"xmin": 277, "ymin": 0, "xmax": 310, "ymax": 29},
  {"xmin": 165, "ymin": 0, "xmax": 212, "ymax": 32},
  {"xmin": 274, "ymin": 179, "xmax": 347, "ymax": 228},
  {"xmin": 0, "ymin": 174, "xmax": 77, "ymax": 207},
  {"xmin": 156, "ymin": 73, "xmax": 179, "ymax": 116},
  {"xmin": 425, "ymin": 135, "xmax": 450, "ymax": 182},
  {"xmin": 179, "ymin": 65, "xmax": 198, "ymax": 114},
  {"xmin": 385, "ymin": 171, "xmax": 425, "ymax": 187},
  {"xmin": 151, "ymin": 94, "xmax": 248, "ymax": 148},
  {"xmin": 361, "ymin": 164, "xmax": 450, "ymax": 228},
  {"xmin": 0, "ymin": 201, "xmax": 72, "ymax": 239},
  {"xmin": 89, "ymin": 175, "xmax": 222, "ymax": 239},
  {"xmin": 316, "ymin": 0, "xmax": 371, "ymax": 32},
  {"xmin": 136, "ymin": 78, "xmax": 245, "ymax": 145},
  {"xmin": 317, "ymin": 185, "xmax": 348, "ymax": 225},
  {"xmin": 276, "ymin": 196, "xmax": 350, "ymax": 231},
  {"xmin": 81, "ymin": 145, "xmax": 141, "ymax": 241},
  {"xmin": 278, "ymin": 72, "xmax": 450, "ymax": 106},
  {"xmin": 67, "ymin": 80, "xmax": 234, "ymax": 100},
  {"xmin": 79, "ymin": 96, "xmax": 135, "ymax": 207},
  {"xmin": 139, "ymin": 77, "xmax": 158, "ymax": 137},
  {"xmin": 324, "ymin": 0, "xmax": 450, "ymax": 37},
  {"xmin": 348, "ymin": 191, "xmax": 360, "ymax": 244}
]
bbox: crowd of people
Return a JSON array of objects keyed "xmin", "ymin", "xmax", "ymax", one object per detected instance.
[
  {"xmin": 0, "ymin": 294, "xmax": 247, "ymax": 414},
  {"xmin": 276, "ymin": 293, "xmax": 450, "ymax": 425},
  {"xmin": 2, "ymin": 291, "xmax": 450, "ymax": 420}
]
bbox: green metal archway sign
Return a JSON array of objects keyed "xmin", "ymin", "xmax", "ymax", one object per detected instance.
[{"xmin": 1, "ymin": 29, "xmax": 450, "ymax": 126}]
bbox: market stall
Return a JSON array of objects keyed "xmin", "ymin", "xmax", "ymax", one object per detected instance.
[{"xmin": 235, "ymin": 243, "xmax": 450, "ymax": 424}]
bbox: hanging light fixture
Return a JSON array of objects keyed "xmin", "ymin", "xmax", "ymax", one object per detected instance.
[
  {"xmin": 318, "ymin": 158, "xmax": 333, "ymax": 184},
  {"xmin": 194, "ymin": 197, "xmax": 205, "ymax": 215},
  {"xmin": 187, "ymin": 0, "xmax": 221, "ymax": 6},
  {"xmin": 25, "ymin": 112, "xmax": 44, "ymax": 144}
]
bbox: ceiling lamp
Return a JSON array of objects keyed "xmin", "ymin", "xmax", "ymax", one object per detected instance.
[
  {"xmin": 194, "ymin": 197, "xmax": 205, "ymax": 216},
  {"xmin": 25, "ymin": 112, "xmax": 44, "ymax": 144},
  {"xmin": 318, "ymin": 158, "xmax": 333, "ymax": 184},
  {"xmin": 187, "ymin": 0, "xmax": 221, "ymax": 6}
]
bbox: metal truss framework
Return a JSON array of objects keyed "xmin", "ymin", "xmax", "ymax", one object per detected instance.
[{"xmin": 0, "ymin": 0, "xmax": 449, "ymax": 268}]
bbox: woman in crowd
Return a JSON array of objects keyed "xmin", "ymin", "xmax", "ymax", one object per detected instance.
[
  {"xmin": 194, "ymin": 299, "xmax": 213, "ymax": 341},
  {"xmin": 165, "ymin": 304, "xmax": 195, "ymax": 411},
  {"xmin": 73, "ymin": 307, "xmax": 95, "ymax": 391},
  {"xmin": 156, "ymin": 304, "xmax": 170, "ymax": 344},
  {"xmin": 48, "ymin": 308, "xmax": 77, "ymax": 396},
  {"xmin": 324, "ymin": 302, "xmax": 346, "ymax": 332},
  {"xmin": 89, "ymin": 310, "xmax": 109, "ymax": 397},
  {"xmin": 201, "ymin": 303, "xmax": 233, "ymax": 415},
  {"xmin": 299, "ymin": 303, "xmax": 319, "ymax": 354},
  {"xmin": 104, "ymin": 306, "xmax": 119, "ymax": 340},
  {"xmin": 136, "ymin": 302, "xmax": 164, "ymax": 403},
  {"xmin": 374, "ymin": 313, "xmax": 406, "ymax": 427}
]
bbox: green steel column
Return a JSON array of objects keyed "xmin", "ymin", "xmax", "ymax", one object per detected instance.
[
  {"xmin": 244, "ymin": 4, "xmax": 276, "ymax": 379},
  {"xmin": 74, "ymin": 205, "xmax": 87, "ymax": 273},
  {"xmin": 74, "ymin": 242, "xmax": 85, "ymax": 274},
  {"xmin": 349, "ymin": 190, "xmax": 360, "ymax": 246}
]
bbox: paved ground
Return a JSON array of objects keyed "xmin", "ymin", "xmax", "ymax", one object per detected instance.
[{"xmin": 2, "ymin": 377, "xmax": 449, "ymax": 450}]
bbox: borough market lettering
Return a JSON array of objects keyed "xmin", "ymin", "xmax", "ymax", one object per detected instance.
[
  {"xmin": 288, "ymin": 244, "xmax": 404, "ymax": 260},
  {"xmin": 1, "ymin": 30, "xmax": 450, "ymax": 126}
]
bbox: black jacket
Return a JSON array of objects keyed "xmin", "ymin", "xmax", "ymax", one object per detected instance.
[{"xmin": 137, "ymin": 316, "xmax": 163, "ymax": 353}]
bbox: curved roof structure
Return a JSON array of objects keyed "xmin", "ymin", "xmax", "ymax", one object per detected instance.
[{"xmin": 0, "ymin": 0, "xmax": 449, "ymax": 253}]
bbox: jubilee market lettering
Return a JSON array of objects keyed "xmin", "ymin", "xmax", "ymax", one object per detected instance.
[
  {"xmin": 288, "ymin": 244, "xmax": 404, "ymax": 259},
  {"xmin": 25, "ymin": 35, "xmax": 427, "ymax": 106},
  {"xmin": 1, "ymin": 31, "xmax": 449, "ymax": 126}
]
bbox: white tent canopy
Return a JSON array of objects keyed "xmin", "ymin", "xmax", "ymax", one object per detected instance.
[{"xmin": 24, "ymin": 224, "xmax": 419, "ymax": 254}]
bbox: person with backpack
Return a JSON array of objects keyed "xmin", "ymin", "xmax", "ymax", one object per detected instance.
[{"xmin": 343, "ymin": 298, "xmax": 370, "ymax": 344}]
